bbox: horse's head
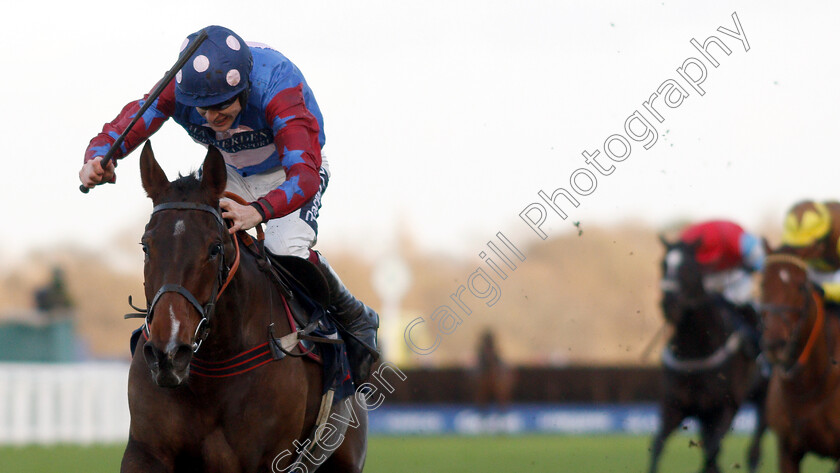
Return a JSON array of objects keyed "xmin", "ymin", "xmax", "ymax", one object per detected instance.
[
  {"xmin": 760, "ymin": 251, "xmax": 823, "ymax": 370},
  {"xmin": 658, "ymin": 235, "xmax": 706, "ymax": 325},
  {"xmin": 138, "ymin": 141, "xmax": 229, "ymax": 388}
]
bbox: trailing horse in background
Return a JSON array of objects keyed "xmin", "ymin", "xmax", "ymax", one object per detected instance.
[
  {"xmin": 474, "ymin": 329, "xmax": 515, "ymax": 410},
  {"xmin": 760, "ymin": 251, "xmax": 840, "ymax": 473},
  {"xmin": 648, "ymin": 237, "xmax": 767, "ymax": 473},
  {"xmin": 121, "ymin": 142, "xmax": 367, "ymax": 473}
]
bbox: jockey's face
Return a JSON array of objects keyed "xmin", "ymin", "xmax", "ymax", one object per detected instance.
[{"xmin": 197, "ymin": 98, "xmax": 242, "ymax": 133}]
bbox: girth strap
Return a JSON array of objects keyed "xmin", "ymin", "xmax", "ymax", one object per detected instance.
[{"xmin": 282, "ymin": 389, "xmax": 350, "ymax": 473}]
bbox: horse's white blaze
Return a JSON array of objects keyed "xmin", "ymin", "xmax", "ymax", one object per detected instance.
[
  {"xmin": 174, "ymin": 220, "xmax": 186, "ymax": 236},
  {"xmin": 779, "ymin": 269, "xmax": 790, "ymax": 283},
  {"xmin": 167, "ymin": 305, "xmax": 180, "ymax": 353},
  {"xmin": 665, "ymin": 249, "xmax": 683, "ymax": 279}
]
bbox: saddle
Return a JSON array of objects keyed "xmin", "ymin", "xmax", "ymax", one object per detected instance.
[
  {"xmin": 219, "ymin": 229, "xmax": 342, "ymax": 360},
  {"xmin": 265, "ymin": 252, "xmax": 330, "ymax": 327}
]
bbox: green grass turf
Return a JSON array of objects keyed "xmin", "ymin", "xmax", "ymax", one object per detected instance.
[
  {"xmin": 366, "ymin": 434, "xmax": 836, "ymax": 472},
  {"xmin": 0, "ymin": 434, "xmax": 835, "ymax": 472}
]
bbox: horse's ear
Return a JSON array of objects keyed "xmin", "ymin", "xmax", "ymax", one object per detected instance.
[
  {"xmin": 201, "ymin": 146, "xmax": 227, "ymax": 200},
  {"xmin": 139, "ymin": 141, "xmax": 169, "ymax": 200},
  {"xmin": 762, "ymin": 237, "xmax": 772, "ymax": 255},
  {"xmin": 687, "ymin": 238, "xmax": 703, "ymax": 252}
]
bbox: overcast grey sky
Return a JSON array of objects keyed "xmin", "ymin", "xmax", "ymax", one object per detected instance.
[{"xmin": 1, "ymin": 0, "xmax": 835, "ymax": 266}]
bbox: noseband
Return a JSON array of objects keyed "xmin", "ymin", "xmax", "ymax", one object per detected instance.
[{"xmin": 144, "ymin": 201, "xmax": 239, "ymax": 353}]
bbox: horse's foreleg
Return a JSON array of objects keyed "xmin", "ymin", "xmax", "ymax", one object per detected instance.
[
  {"xmin": 121, "ymin": 435, "xmax": 173, "ymax": 473},
  {"xmin": 747, "ymin": 368, "xmax": 770, "ymax": 473},
  {"xmin": 776, "ymin": 439, "xmax": 803, "ymax": 473},
  {"xmin": 747, "ymin": 402, "xmax": 767, "ymax": 473},
  {"xmin": 699, "ymin": 407, "xmax": 737, "ymax": 473},
  {"xmin": 648, "ymin": 403, "xmax": 685, "ymax": 473}
]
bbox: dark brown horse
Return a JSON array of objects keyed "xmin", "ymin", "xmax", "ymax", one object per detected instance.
[
  {"xmin": 122, "ymin": 142, "xmax": 367, "ymax": 473},
  {"xmin": 648, "ymin": 237, "xmax": 767, "ymax": 473},
  {"xmin": 760, "ymin": 251, "xmax": 840, "ymax": 473}
]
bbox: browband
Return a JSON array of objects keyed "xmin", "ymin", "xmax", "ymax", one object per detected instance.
[{"xmin": 152, "ymin": 202, "xmax": 224, "ymax": 228}]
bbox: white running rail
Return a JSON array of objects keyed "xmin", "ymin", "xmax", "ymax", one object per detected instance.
[{"xmin": 0, "ymin": 363, "xmax": 130, "ymax": 445}]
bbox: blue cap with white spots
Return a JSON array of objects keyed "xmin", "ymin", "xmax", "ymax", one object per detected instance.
[{"xmin": 175, "ymin": 25, "xmax": 253, "ymax": 108}]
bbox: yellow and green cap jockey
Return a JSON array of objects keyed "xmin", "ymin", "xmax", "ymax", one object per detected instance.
[{"xmin": 783, "ymin": 201, "xmax": 831, "ymax": 247}]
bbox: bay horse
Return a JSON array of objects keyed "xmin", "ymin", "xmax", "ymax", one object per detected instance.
[
  {"xmin": 760, "ymin": 251, "xmax": 840, "ymax": 473},
  {"xmin": 648, "ymin": 237, "xmax": 767, "ymax": 473},
  {"xmin": 121, "ymin": 142, "xmax": 367, "ymax": 473}
]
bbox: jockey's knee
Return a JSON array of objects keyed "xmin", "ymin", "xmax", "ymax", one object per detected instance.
[
  {"xmin": 265, "ymin": 238, "xmax": 311, "ymax": 259},
  {"xmin": 263, "ymin": 215, "xmax": 316, "ymax": 259}
]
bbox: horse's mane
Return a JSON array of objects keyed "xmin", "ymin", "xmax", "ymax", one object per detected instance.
[
  {"xmin": 172, "ymin": 171, "xmax": 201, "ymax": 192},
  {"xmin": 155, "ymin": 172, "xmax": 218, "ymax": 206}
]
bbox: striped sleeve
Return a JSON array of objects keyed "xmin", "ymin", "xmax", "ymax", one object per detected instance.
[
  {"xmin": 252, "ymin": 83, "xmax": 322, "ymax": 220},
  {"xmin": 83, "ymin": 79, "xmax": 177, "ymax": 172}
]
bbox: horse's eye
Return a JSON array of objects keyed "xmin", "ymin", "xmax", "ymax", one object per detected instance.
[
  {"xmin": 209, "ymin": 243, "xmax": 223, "ymax": 258},
  {"xmin": 140, "ymin": 242, "xmax": 150, "ymax": 263}
]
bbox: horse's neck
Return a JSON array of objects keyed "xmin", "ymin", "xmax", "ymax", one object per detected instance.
[
  {"xmin": 671, "ymin": 303, "xmax": 728, "ymax": 355},
  {"xmin": 200, "ymin": 256, "xmax": 289, "ymax": 359},
  {"xmin": 786, "ymin": 314, "xmax": 839, "ymax": 396}
]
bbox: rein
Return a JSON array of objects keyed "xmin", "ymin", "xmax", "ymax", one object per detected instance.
[
  {"xmin": 662, "ymin": 331, "xmax": 742, "ymax": 372},
  {"xmin": 795, "ymin": 290, "xmax": 826, "ymax": 369}
]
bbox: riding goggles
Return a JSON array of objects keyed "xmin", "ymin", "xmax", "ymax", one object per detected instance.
[{"xmin": 197, "ymin": 94, "xmax": 239, "ymax": 111}]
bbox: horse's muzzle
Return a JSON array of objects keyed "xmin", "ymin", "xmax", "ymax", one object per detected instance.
[
  {"xmin": 761, "ymin": 337, "xmax": 788, "ymax": 365},
  {"xmin": 143, "ymin": 342, "xmax": 193, "ymax": 388}
]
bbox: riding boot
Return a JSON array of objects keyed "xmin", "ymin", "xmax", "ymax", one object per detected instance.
[{"xmin": 315, "ymin": 252, "xmax": 381, "ymax": 385}]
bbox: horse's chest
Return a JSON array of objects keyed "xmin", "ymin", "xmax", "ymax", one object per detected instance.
[
  {"xmin": 666, "ymin": 367, "xmax": 742, "ymax": 409},
  {"xmin": 769, "ymin": 383, "xmax": 840, "ymax": 457},
  {"xmin": 199, "ymin": 429, "xmax": 245, "ymax": 472},
  {"xmin": 786, "ymin": 414, "xmax": 840, "ymax": 458}
]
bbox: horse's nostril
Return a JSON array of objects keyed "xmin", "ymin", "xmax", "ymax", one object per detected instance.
[
  {"xmin": 143, "ymin": 343, "xmax": 161, "ymax": 369},
  {"xmin": 171, "ymin": 344, "xmax": 194, "ymax": 371}
]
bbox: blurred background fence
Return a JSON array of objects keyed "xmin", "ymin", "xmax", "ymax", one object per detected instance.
[
  {"xmin": 0, "ymin": 363, "xmax": 763, "ymax": 443},
  {"xmin": 0, "ymin": 363, "xmax": 129, "ymax": 445}
]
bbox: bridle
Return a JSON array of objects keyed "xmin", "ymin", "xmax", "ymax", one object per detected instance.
[
  {"xmin": 143, "ymin": 201, "xmax": 240, "ymax": 353},
  {"xmin": 660, "ymin": 248, "xmax": 708, "ymax": 312},
  {"xmin": 761, "ymin": 254, "xmax": 826, "ymax": 376}
]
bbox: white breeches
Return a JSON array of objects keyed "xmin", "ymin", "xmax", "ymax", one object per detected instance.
[
  {"xmin": 222, "ymin": 158, "xmax": 330, "ymax": 259},
  {"xmin": 702, "ymin": 268, "xmax": 754, "ymax": 306}
]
